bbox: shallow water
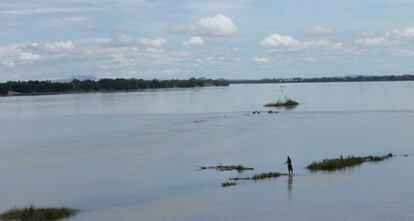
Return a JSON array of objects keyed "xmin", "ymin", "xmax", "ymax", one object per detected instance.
[{"xmin": 1, "ymin": 82, "xmax": 414, "ymax": 221}]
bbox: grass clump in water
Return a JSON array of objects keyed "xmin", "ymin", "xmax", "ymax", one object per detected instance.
[
  {"xmin": 222, "ymin": 182, "xmax": 237, "ymax": 187},
  {"xmin": 251, "ymin": 172, "xmax": 286, "ymax": 180},
  {"xmin": 0, "ymin": 206, "xmax": 78, "ymax": 221},
  {"xmin": 198, "ymin": 164, "xmax": 254, "ymax": 172},
  {"xmin": 264, "ymin": 98, "xmax": 299, "ymax": 108},
  {"xmin": 229, "ymin": 171, "xmax": 288, "ymax": 182},
  {"xmin": 307, "ymin": 153, "xmax": 393, "ymax": 171}
]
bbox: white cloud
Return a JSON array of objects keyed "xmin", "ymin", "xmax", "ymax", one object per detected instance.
[
  {"xmin": 253, "ymin": 56, "xmax": 269, "ymax": 64},
  {"xmin": 93, "ymin": 34, "xmax": 137, "ymax": 47},
  {"xmin": 261, "ymin": 34, "xmax": 343, "ymax": 52},
  {"xmin": 138, "ymin": 38, "xmax": 168, "ymax": 47},
  {"xmin": 305, "ymin": 26, "xmax": 333, "ymax": 35},
  {"xmin": 197, "ymin": 14, "xmax": 238, "ymax": 36},
  {"xmin": 301, "ymin": 40, "xmax": 343, "ymax": 50},
  {"xmin": 260, "ymin": 34, "xmax": 300, "ymax": 47},
  {"xmin": 116, "ymin": 34, "xmax": 135, "ymax": 45},
  {"xmin": 0, "ymin": 41, "xmax": 78, "ymax": 63},
  {"xmin": 355, "ymin": 27, "xmax": 414, "ymax": 46},
  {"xmin": 0, "ymin": 41, "xmax": 77, "ymax": 66},
  {"xmin": 19, "ymin": 52, "xmax": 42, "ymax": 62},
  {"xmin": 354, "ymin": 36, "xmax": 388, "ymax": 46},
  {"xmin": 183, "ymin": 36, "xmax": 204, "ymax": 47},
  {"xmin": 388, "ymin": 27, "xmax": 414, "ymax": 42},
  {"xmin": 206, "ymin": 56, "xmax": 227, "ymax": 65},
  {"xmin": 174, "ymin": 14, "xmax": 238, "ymax": 37},
  {"xmin": 43, "ymin": 41, "xmax": 76, "ymax": 52},
  {"xmin": 0, "ymin": 38, "xmax": 191, "ymax": 80},
  {"xmin": 393, "ymin": 48, "xmax": 414, "ymax": 57}
]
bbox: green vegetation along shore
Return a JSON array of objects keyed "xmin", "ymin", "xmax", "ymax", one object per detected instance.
[
  {"xmin": 307, "ymin": 153, "xmax": 393, "ymax": 171},
  {"xmin": 0, "ymin": 206, "xmax": 78, "ymax": 221},
  {"xmin": 0, "ymin": 78, "xmax": 230, "ymax": 96}
]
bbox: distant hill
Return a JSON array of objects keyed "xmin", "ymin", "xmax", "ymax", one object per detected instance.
[{"xmin": 53, "ymin": 75, "xmax": 97, "ymax": 83}]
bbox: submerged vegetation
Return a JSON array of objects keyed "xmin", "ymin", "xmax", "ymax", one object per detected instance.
[
  {"xmin": 264, "ymin": 98, "xmax": 299, "ymax": 108},
  {"xmin": 198, "ymin": 165, "xmax": 254, "ymax": 172},
  {"xmin": 0, "ymin": 78, "xmax": 230, "ymax": 95},
  {"xmin": 229, "ymin": 171, "xmax": 288, "ymax": 182},
  {"xmin": 0, "ymin": 206, "xmax": 78, "ymax": 221},
  {"xmin": 201, "ymin": 152, "xmax": 398, "ymax": 188},
  {"xmin": 251, "ymin": 172, "xmax": 287, "ymax": 180},
  {"xmin": 222, "ymin": 182, "xmax": 237, "ymax": 187},
  {"xmin": 223, "ymin": 171, "xmax": 288, "ymax": 188},
  {"xmin": 307, "ymin": 153, "xmax": 393, "ymax": 171}
]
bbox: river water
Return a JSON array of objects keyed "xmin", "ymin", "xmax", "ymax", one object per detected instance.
[{"xmin": 0, "ymin": 82, "xmax": 413, "ymax": 220}]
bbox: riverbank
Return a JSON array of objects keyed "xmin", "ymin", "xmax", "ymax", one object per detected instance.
[{"xmin": 0, "ymin": 78, "xmax": 230, "ymax": 97}]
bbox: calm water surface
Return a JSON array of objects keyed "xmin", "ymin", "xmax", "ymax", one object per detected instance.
[{"xmin": 1, "ymin": 82, "xmax": 414, "ymax": 221}]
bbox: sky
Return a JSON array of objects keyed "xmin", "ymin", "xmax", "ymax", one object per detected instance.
[{"xmin": 1, "ymin": 0, "xmax": 414, "ymax": 81}]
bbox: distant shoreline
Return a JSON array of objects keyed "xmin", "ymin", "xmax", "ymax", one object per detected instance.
[
  {"xmin": 229, "ymin": 74, "xmax": 414, "ymax": 84},
  {"xmin": 0, "ymin": 86, "xmax": 228, "ymax": 97},
  {"xmin": 0, "ymin": 78, "xmax": 229, "ymax": 97},
  {"xmin": 2, "ymin": 75, "xmax": 414, "ymax": 97}
]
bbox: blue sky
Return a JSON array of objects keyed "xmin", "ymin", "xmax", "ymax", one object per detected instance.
[{"xmin": 1, "ymin": 0, "xmax": 414, "ymax": 81}]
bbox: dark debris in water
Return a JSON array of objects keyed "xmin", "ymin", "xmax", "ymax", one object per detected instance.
[{"xmin": 252, "ymin": 110, "xmax": 278, "ymax": 114}]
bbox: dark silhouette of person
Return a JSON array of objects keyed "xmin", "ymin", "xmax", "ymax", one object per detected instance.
[{"xmin": 285, "ymin": 156, "xmax": 293, "ymax": 175}]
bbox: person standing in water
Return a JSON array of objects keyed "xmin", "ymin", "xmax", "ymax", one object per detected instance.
[{"xmin": 285, "ymin": 156, "xmax": 293, "ymax": 175}]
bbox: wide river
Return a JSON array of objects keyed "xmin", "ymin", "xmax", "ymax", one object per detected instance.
[{"xmin": 1, "ymin": 82, "xmax": 414, "ymax": 221}]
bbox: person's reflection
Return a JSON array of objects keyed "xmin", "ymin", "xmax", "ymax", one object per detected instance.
[{"xmin": 287, "ymin": 174, "xmax": 293, "ymax": 195}]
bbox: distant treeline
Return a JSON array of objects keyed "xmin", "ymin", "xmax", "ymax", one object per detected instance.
[
  {"xmin": 230, "ymin": 74, "xmax": 414, "ymax": 84},
  {"xmin": 0, "ymin": 78, "xmax": 230, "ymax": 95}
]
